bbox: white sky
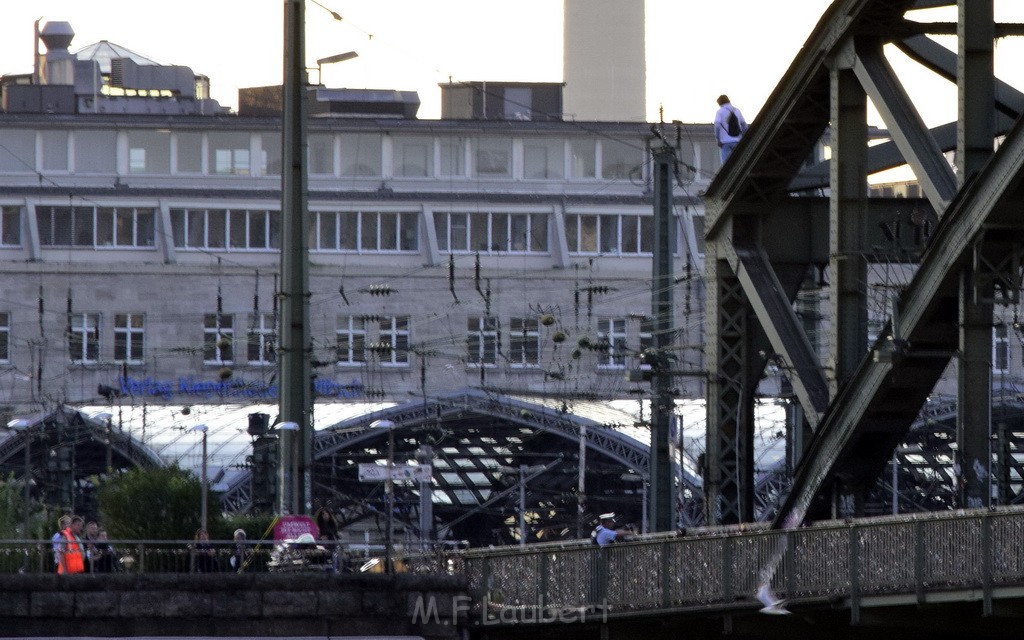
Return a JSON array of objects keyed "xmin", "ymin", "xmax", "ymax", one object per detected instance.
[{"xmin": 1, "ymin": 1, "xmax": 1023, "ymax": 126}]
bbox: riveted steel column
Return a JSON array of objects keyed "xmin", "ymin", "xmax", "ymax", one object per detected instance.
[
  {"xmin": 957, "ymin": 0, "xmax": 995, "ymax": 510},
  {"xmin": 828, "ymin": 59, "xmax": 869, "ymax": 395},
  {"xmin": 705, "ymin": 248, "xmax": 754, "ymax": 525},
  {"xmin": 650, "ymin": 145, "xmax": 674, "ymax": 533}
]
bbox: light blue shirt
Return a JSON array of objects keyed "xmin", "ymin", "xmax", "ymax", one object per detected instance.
[
  {"xmin": 594, "ymin": 524, "xmax": 618, "ymax": 546},
  {"xmin": 714, "ymin": 103, "xmax": 748, "ymax": 146}
]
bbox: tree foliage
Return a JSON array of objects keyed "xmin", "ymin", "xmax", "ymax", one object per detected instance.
[
  {"xmin": 0, "ymin": 473, "xmax": 48, "ymax": 539},
  {"xmin": 97, "ymin": 466, "xmax": 221, "ymax": 540}
]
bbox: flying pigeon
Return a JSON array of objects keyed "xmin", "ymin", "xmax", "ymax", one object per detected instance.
[{"xmin": 756, "ymin": 583, "xmax": 791, "ymax": 615}]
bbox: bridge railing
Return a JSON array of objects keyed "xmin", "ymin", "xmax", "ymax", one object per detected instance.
[
  {"xmin": 461, "ymin": 507, "xmax": 1024, "ymax": 619},
  {"xmin": 0, "ymin": 539, "xmax": 465, "ymax": 575}
]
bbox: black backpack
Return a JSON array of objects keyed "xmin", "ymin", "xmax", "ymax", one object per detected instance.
[{"xmin": 726, "ymin": 110, "xmax": 742, "ymax": 137}]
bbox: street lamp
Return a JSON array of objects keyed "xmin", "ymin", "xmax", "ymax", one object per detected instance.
[
  {"xmin": 370, "ymin": 419, "xmax": 396, "ymax": 572},
  {"xmin": 192, "ymin": 424, "xmax": 209, "ymax": 532},
  {"xmin": 7, "ymin": 419, "xmax": 31, "ymax": 538},
  {"xmin": 315, "ymin": 51, "xmax": 358, "ymax": 85}
]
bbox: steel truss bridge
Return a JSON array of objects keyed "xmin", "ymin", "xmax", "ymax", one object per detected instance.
[
  {"xmin": 702, "ymin": 0, "xmax": 1024, "ymax": 528},
  {"xmin": 462, "ymin": 507, "xmax": 1024, "ymax": 639}
]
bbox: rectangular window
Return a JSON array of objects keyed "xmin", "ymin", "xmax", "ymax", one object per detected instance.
[
  {"xmin": 74, "ymin": 130, "xmax": 117, "ymax": 174},
  {"xmin": 0, "ymin": 312, "xmax": 10, "ymax": 363},
  {"xmin": 467, "ymin": 316, "xmax": 498, "ymax": 366},
  {"xmin": 170, "ymin": 208, "xmax": 275, "ymax": 250},
  {"xmin": 96, "ymin": 207, "xmax": 155, "ymax": 247},
  {"xmin": 638, "ymin": 317, "xmax": 653, "ymax": 370},
  {"xmin": 128, "ymin": 130, "xmax": 171, "ymax": 174},
  {"xmin": 203, "ymin": 313, "xmax": 234, "ymax": 364},
  {"xmin": 0, "ymin": 206, "xmax": 21, "ymax": 246},
  {"xmin": 569, "ymin": 139, "xmax": 596, "ymax": 178},
  {"xmin": 260, "ymin": 132, "xmax": 282, "ymax": 176},
  {"xmin": 316, "ymin": 211, "xmax": 338, "ymax": 251},
  {"xmin": 509, "ymin": 317, "xmax": 539, "ymax": 367},
  {"xmin": 474, "ymin": 137, "xmax": 511, "ymax": 177},
  {"xmin": 37, "ymin": 206, "xmax": 100, "ymax": 247},
  {"xmin": 439, "ymin": 138, "xmax": 465, "ymax": 177},
  {"xmin": 994, "ymin": 325, "xmax": 1010, "ymax": 373},
  {"xmin": 309, "ymin": 133, "xmax": 335, "ymax": 175},
  {"xmin": 113, "ymin": 313, "xmax": 145, "ymax": 364},
  {"xmin": 336, "ymin": 315, "xmax": 366, "ymax": 365},
  {"xmin": 597, "ymin": 317, "xmax": 628, "ymax": 368},
  {"xmin": 435, "ymin": 212, "xmax": 547, "ymax": 254},
  {"xmin": 247, "ymin": 312, "xmax": 277, "ymax": 365},
  {"xmin": 566, "ymin": 214, "xmax": 653, "ymax": 255},
  {"xmin": 41, "ymin": 130, "xmax": 69, "ymax": 172},
  {"xmin": 176, "ymin": 132, "xmax": 203, "ymax": 173},
  {"xmin": 395, "ymin": 137, "xmax": 433, "ymax": 177},
  {"xmin": 313, "ymin": 211, "xmax": 417, "ymax": 252},
  {"xmin": 208, "ymin": 132, "xmax": 250, "ymax": 175},
  {"xmin": 68, "ymin": 312, "xmax": 100, "ymax": 364},
  {"xmin": 601, "ymin": 139, "xmax": 641, "ymax": 180},
  {"xmin": 339, "ymin": 133, "xmax": 382, "ymax": 177},
  {"xmin": 377, "ymin": 316, "xmax": 409, "ymax": 365},
  {"xmin": 523, "ymin": 139, "xmax": 564, "ymax": 179},
  {"xmin": 0, "ymin": 130, "xmax": 35, "ymax": 173}
]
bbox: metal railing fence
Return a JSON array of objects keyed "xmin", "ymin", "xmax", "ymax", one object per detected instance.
[
  {"xmin": 462, "ymin": 507, "xmax": 1024, "ymax": 620},
  {"xmin": 0, "ymin": 538, "xmax": 465, "ymax": 575}
]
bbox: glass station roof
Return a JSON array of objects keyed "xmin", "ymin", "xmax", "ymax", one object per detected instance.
[{"xmin": 71, "ymin": 396, "xmax": 788, "ymax": 492}]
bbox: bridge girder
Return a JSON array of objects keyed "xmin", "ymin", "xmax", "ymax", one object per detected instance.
[{"xmin": 703, "ymin": 0, "xmax": 1024, "ymax": 525}]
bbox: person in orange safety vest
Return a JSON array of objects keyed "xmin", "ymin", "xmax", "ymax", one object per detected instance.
[{"xmin": 57, "ymin": 515, "xmax": 86, "ymax": 574}]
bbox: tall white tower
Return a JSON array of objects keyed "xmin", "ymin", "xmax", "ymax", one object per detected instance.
[{"xmin": 563, "ymin": 0, "xmax": 646, "ymax": 122}]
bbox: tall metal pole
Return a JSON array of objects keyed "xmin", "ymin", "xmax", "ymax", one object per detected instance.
[
  {"xmin": 200, "ymin": 430, "xmax": 208, "ymax": 532},
  {"xmin": 386, "ymin": 424, "xmax": 395, "ymax": 572},
  {"xmin": 649, "ymin": 145, "xmax": 675, "ymax": 532},
  {"xmin": 416, "ymin": 444, "xmax": 433, "ymax": 550},
  {"xmin": 105, "ymin": 417, "xmax": 113, "ymax": 473},
  {"xmin": 22, "ymin": 430, "xmax": 30, "ymax": 537},
  {"xmin": 519, "ymin": 465, "xmax": 527, "ymax": 547},
  {"xmin": 277, "ymin": 422, "xmax": 299, "ymax": 515},
  {"xmin": 576, "ymin": 424, "xmax": 586, "ymax": 538},
  {"xmin": 280, "ymin": 0, "xmax": 313, "ymax": 516}
]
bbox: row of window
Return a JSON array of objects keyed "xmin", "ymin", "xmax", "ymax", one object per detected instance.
[
  {"xmin": 0, "ymin": 129, "xmax": 648, "ymax": 181},
  {"xmin": 4, "ymin": 312, "xmax": 652, "ymax": 369},
  {"xmin": 1, "ymin": 312, "xmax": 1015, "ymax": 373},
  {"xmin": 9, "ymin": 205, "xmax": 693, "ymax": 256}
]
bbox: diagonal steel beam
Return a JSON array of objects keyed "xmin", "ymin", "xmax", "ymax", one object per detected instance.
[
  {"xmin": 775, "ymin": 116, "xmax": 1024, "ymax": 527},
  {"xmin": 897, "ymin": 34, "xmax": 1024, "ymax": 119},
  {"xmin": 853, "ymin": 42, "xmax": 958, "ymax": 212},
  {"xmin": 727, "ymin": 241, "xmax": 828, "ymax": 427}
]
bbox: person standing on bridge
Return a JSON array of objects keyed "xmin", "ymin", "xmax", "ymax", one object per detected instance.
[
  {"xmin": 592, "ymin": 513, "xmax": 632, "ymax": 546},
  {"xmin": 51, "ymin": 514, "xmax": 71, "ymax": 571},
  {"xmin": 714, "ymin": 94, "xmax": 748, "ymax": 164},
  {"xmin": 56, "ymin": 515, "xmax": 86, "ymax": 574}
]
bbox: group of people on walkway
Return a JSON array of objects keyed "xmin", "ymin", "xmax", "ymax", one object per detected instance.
[{"xmin": 51, "ymin": 515, "xmax": 117, "ymax": 574}]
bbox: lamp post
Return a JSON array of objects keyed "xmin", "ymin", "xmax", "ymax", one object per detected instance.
[
  {"xmin": 280, "ymin": 0, "xmax": 358, "ymax": 518},
  {"xmin": 8, "ymin": 419, "xmax": 31, "ymax": 538},
  {"xmin": 370, "ymin": 419, "xmax": 396, "ymax": 572},
  {"xmin": 192, "ymin": 424, "xmax": 209, "ymax": 532}
]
